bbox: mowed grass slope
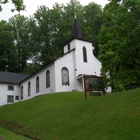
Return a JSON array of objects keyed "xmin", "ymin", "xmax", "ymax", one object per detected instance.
[
  {"xmin": 0, "ymin": 89, "xmax": 140, "ymax": 140},
  {"xmin": 0, "ymin": 126, "xmax": 31, "ymax": 140}
]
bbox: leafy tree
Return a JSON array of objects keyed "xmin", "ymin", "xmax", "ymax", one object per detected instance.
[
  {"xmin": 0, "ymin": 0, "xmax": 103, "ymax": 74},
  {"xmin": 8, "ymin": 14, "xmax": 32, "ymax": 72},
  {"xmin": 0, "ymin": 0, "xmax": 25, "ymax": 12},
  {"xmin": 99, "ymin": 0, "xmax": 140, "ymax": 91},
  {"xmin": 31, "ymin": 0, "xmax": 83, "ymax": 65},
  {"xmin": 0, "ymin": 21, "xmax": 17, "ymax": 71},
  {"xmin": 31, "ymin": 5, "xmax": 54, "ymax": 65},
  {"xmin": 82, "ymin": 2, "xmax": 103, "ymax": 57}
]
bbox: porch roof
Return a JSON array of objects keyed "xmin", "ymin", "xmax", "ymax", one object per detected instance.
[{"xmin": 77, "ymin": 74, "xmax": 98, "ymax": 79}]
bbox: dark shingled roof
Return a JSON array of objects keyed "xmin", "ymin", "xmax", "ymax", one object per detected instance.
[
  {"xmin": 71, "ymin": 18, "xmax": 84, "ymax": 39},
  {"xmin": 0, "ymin": 71, "xmax": 30, "ymax": 84}
]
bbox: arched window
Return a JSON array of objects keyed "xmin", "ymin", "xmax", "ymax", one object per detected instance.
[
  {"xmin": 46, "ymin": 70, "xmax": 50, "ymax": 88},
  {"xmin": 36, "ymin": 76, "xmax": 39, "ymax": 93},
  {"xmin": 83, "ymin": 46, "xmax": 87, "ymax": 62},
  {"xmin": 21, "ymin": 86, "xmax": 23, "ymax": 100},
  {"xmin": 28, "ymin": 82, "xmax": 31, "ymax": 96},
  {"xmin": 61, "ymin": 67, "xmax": 69, "ymax": 86}
]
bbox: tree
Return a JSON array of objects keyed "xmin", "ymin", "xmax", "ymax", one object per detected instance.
[
  {"xmin": 0, "ymin": 20, "xmax": 17, "ymax": 71},
  {"xmin": 0, "ymin": 0, "xmax": 25, "ymax": 12},
  {"xmin": 82, "ymin": 2, "xmax": 103, "ymax": 57},
  {"xmin": 31, "ymin": 0, "xmax": 83, "ymax": 65},
  {"xmin": 0, "ymin": 0, "xmax": 103, "ymax": 74},
  {"xmin": 99, "ymin": 0, "xmax": 140, "ymax": 91},
  {"xmin": 31, "ymin": 5, "xmax": 55, "ymax": 65},
  {"xmin": 8, "ymin": 14, "xmax": 32, "ymax": 72}
]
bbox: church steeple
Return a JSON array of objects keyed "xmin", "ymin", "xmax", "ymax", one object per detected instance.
[
  {"xmin": 62, "ymin": 17, "xmax": 93, "ymax": 50},
  {"xmin": 71, "ymin": 17, "xmax": 84, "ymax": 39}
]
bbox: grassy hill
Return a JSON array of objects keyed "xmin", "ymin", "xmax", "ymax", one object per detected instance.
[
  {"xmin": 0, "ymin": 126, "xmax": 31, "ymax": 140},
  {"xmin": 0, "ymin": 89, "xmax": 140, "ymax": 140}
]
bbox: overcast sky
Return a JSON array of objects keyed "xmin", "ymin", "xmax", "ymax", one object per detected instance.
[{"xmin": 0, "ymin": 0, "xmax": 109, "ymax": 21}]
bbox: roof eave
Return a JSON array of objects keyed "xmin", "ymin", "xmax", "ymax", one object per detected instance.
[{"xmin": 62, "ymin": 37, "xmax": 93, "ymax": 47}]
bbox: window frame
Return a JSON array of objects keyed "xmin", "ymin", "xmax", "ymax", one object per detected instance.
[
  {"xmin": 7, "ymin": 95, "xmax": 14, "ymax": 103},
  {"xmin": 15, "ymin": 96, "xmax": 19, "ymax": 100},
  {"xmin": 28, "ymin": 81, "xmax": 31, "ymax": 96},
  {"xmin": 21, "ymin": 86, "xmax": 23, "ymax": 100},
  {"xmin": 68, "ymin": 43, "xmax": 70, "ymax": 51},
  {"xmin": 83, "ymin": 46, "xmax": 87, "ymax": 62},
  {"xmin": 36, "ymin": 76, "xmax": 39, "ymax": 93},
  {"xmin": 46, "ymin": 70, "xmax": 50, "ymax": 88},
  {"xmin": 61, "ymin": 67, "xmax": 70, "ymax": 86},
  {"xmin": 7, "ymin": 84, "xmax": 14, "ymax": 91}
]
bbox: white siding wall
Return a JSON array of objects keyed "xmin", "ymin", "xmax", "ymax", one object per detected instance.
[
  {"xmin": 63, "ymin": 39, "xmax": 102, "ymax": 92},
  {"xmin": 0, "ymin": 83, "xmax": 20, "ymax": 106},
  {"xmin": 74, "ymin": 39, "xmax": 101, "ymax": 91},
  {"xmin": 64, "ymin": 40, "xmax": 76, "ymax": 53},
  {"xmin": 64, "ymin": 44, "xmax": 68, "ymax": 53},
  {"xmin": 20, "ymin": 63, "xmax": 55, "ymax": 101},
  {"xmin": 54, "ymin": 51, "xmax": 75, "ymax": 92},
  {"xmin": 74, "ymin": 39, "xmax": 101, "ymax": 76}
]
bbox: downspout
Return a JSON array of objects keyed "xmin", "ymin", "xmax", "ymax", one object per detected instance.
[
  {"xmin": 54, "ymin": 61, "xmax": 56, "ymax": 92},
  {"xmin": 19, "ymin": 83, "xmax": 21, "ymax": 101}
]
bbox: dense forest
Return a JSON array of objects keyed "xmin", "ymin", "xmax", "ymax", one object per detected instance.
[{"xmin": 0, "ymin": 0, "xmax": 140, "ymax": 91}]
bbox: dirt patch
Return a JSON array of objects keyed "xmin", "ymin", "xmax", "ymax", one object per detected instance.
[
  {"xmin": 0, "ymin": 120, "xmax": 40, "ymax": 140},
  {"xmin": 0, "ymin": 120, "xmax": 24, "ymax": 132}
]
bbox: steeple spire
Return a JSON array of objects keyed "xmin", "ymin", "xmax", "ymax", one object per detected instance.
[{"xmin": 71, "ymin": 17, "xmax": 84, "ymax": 39}]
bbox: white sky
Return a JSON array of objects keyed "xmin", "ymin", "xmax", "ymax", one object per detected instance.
[{"xmin": 0, "ymin": 0, "xmax": 109, "ymax": 21}]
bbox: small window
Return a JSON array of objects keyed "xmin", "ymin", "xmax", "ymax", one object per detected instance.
[
  {"xmin": 28, "ymin": 82, "xmax": 31, "ymax": 96},
  {"xmin": 15, "ymin": 96, "xmax": 19, "ymax": 100},
  {"xmin": 61, "ymin": 67, "xmax": 69, "ymax": 86},
  {"xmin": 8, "ymin": 84, "xmax": 14, "ymax": 91},
  {"xmin": 36, "ymin": 76, "xmax": 39, "ymax": 93},
  {"xmin": 21, "ymin": 86, "xmax": 23, "ymax": 100},
  {"xmin": 83, "ymin": 46, "xmax": 87, "ymax": 62},
  {"xmin": 7, "ymin": 95, "xmax": 14, "ymax": 103},
  {"xmin": 46, "ymin": 70, "xmax": 50, "ymax": 88},
  {"xmin": 68, "ymin": 43, "xmax": 70, "ymax": 51}
]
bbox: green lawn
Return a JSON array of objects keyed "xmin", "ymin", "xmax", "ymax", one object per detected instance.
[
  {"xmin": 0, "ymin": 89, "xmax": 140, "ymax": 140},
  {"xmin": 0, "ymin": 126, "xmax": 31, "ymax": 140}
]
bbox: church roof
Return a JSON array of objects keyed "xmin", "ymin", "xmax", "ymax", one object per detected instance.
[
  {"xmin": 0, "ymin": 71, "xmax": 30, "ymax": 84},
  {"xmin": 71, "ymin": 18, "xmax": 84, "ymax": 39}
]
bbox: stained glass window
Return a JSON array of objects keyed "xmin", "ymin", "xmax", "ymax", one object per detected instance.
[{"xmin": 61, "ymin": 67, "xmax": 69, "ymax": 86}]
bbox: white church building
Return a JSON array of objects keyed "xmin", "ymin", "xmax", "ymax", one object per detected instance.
[{"xmin": 0, "ymin": 18, "xmax": 103, "ymax": 106}]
